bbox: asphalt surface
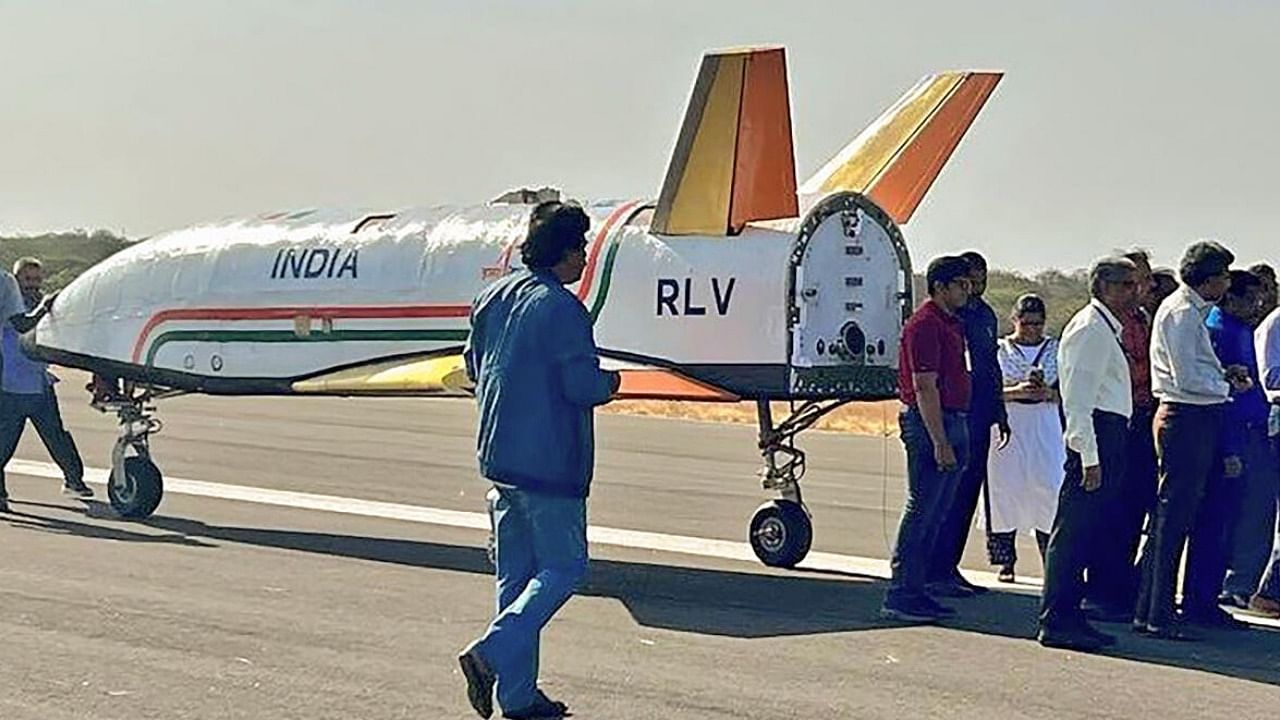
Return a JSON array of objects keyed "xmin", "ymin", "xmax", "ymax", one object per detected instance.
[{"xmin": 0, "ymin": 377, "xmax": 1277, "ymax": 719}]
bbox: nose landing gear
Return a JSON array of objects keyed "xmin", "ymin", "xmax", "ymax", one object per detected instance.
[
  {"xmin": 748, "ymin": 398, "xmax": 852, "ymax": 568},
  {"xmin": 90, "ymin": 379, "xmax": 178, "ymax": 519}
]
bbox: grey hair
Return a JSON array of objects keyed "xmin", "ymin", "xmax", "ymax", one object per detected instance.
[
  {"xmin": 1090, "ymin": 256, "xmax": 1137, "ymax": 299},
  {"xmin": 12, "ymin": 257, "xmax": 41, "ymax": 275}
]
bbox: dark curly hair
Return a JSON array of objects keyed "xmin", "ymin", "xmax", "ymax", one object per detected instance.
[
  {"xmin": 1012, "ymin": 293, "xmax": 1046, "ymax": 318},
  {"xmin": 520, "ymin": 201, "xmax": 590, "ymax": 269}
]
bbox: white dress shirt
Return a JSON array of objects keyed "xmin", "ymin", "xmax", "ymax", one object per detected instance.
[
  {"xmin": 1257, "ymin": 306, "xmax": 1280, "ymax": 404},
  {"xmin": 1150, "ymin": 285, "xmax": 1230, "ymax": 405},
  {"xmin": 1058, "ymin": 299, "xmax": 1133, "ymax": 467}
]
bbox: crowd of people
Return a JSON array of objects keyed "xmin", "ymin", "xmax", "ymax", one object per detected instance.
[
  {"xmin": 887, "ymin": 242, "xmax": 1280, "ymax": 652},
  {"xmin": 457, "ymin": 200, "xmax": 1280, "ymax": 717}
]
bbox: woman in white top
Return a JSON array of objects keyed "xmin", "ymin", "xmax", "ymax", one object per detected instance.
[{"xmin": 983, "ymin": 294, "xmax": 1066, "ymax": 582}]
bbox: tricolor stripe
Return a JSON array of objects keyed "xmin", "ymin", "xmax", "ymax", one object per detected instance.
[{"xmin": 131, "ymin": 305, "xmax": 469, "ymax": 364}]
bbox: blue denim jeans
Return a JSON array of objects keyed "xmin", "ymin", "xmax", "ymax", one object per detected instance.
[
  {"xmin": 886, "ymin": 407, "xmax": 970, "ymax": 605},
  {"xmin": 472, "ymin": 486, "xmax": 588, "ymax": 713},
  {"xmin": 1220, "ymin": 428, "xmax": 1280, "ymax": 597}
]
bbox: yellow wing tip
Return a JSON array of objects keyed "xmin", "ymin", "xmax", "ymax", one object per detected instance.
[{"xmin": 292, "ymin": 355, "xmax": 474, "ymax": 395}]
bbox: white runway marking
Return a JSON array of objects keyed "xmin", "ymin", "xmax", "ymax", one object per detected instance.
[
  {"xmin": 4, "ymin": 458, "xmax": 1003, "ymax": 584},
  {"xmin": 9, "ymin": 457, "xmax": 1280, "ymax": 629}
]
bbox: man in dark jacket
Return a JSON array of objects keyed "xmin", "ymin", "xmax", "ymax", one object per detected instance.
[
  {"xmin": 457, "ymin": 201, "xmax": 620, "ymax": 720},
  {"xmin": 929, "ymin": 251, "xmax": 1010, "ymax": 596}
]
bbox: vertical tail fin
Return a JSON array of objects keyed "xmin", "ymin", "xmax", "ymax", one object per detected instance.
[
  {"xmin": 799, "ymin": 71, "xmax": 1002, "ymax": 224},
  {"xmin": 652, "ymin": 47, "xmax": 798, "ymax": 236}
]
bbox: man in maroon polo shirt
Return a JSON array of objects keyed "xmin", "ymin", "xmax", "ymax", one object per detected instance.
[{"xmin": 881, "ymin": 255, "xmax": 974, "ymax": 623}]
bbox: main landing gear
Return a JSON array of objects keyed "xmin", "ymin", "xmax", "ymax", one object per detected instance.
[
  {"xmin": 90, "ymin": 377, "xmax": 177, "ymax": 519},
  {"xmin": 748, "ymin": 398, "xmax": 853, "ymax": 568}
]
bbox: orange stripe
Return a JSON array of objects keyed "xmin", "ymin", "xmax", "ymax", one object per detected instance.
[{"xmin": 616, "ymin": 369, "xmax": 739, "ymax": 401}]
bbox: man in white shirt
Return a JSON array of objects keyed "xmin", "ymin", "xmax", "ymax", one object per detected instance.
[
  {"xmin": 1135, "ymin": 241, "xmax": 1249, "ymax": 639},
  {"xmin": 1247, "ymin": 304, "xmax": 1280, "ymax": 617},
  {"xmin": 1039, "ymin": 257, "xmax": 1138, "ymax": 652}
]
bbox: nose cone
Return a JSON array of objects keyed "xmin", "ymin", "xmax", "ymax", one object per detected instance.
[{"xmin": 27, "ymin": 240, "xmax": 154, "ymax": 369}]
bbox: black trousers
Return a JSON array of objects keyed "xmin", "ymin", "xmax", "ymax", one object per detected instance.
[
  {"xmin": 1040, "ymin": 410, "xmax": 1129, "ymax": 628},
  {"xmin": 1135, "ymin": 402, "xmax": 1224, "ymax": 628},
  {"xmin": 0, "ymin": 388, "xmax": 85, "ymax": 491},
  {"xmin": 930, "ymin": 412, "xmax": 992, "ymax": 582},
  {"xmin": 1086, "ymin": 404, "xmax": 1158, "ymax": 609}
]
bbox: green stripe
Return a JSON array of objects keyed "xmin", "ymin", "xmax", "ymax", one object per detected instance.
[
  {"xmin": 145, "ymin": 328, "xmax": 469, "ymax": 366},
  {"xmin": 588, "ymin": 237, "xmax": 623, "ymax": 322}
]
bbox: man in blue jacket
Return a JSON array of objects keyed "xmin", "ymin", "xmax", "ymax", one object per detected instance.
[
  {"xmin": 1192, "ymin": 269, "xmax": 1271, "ymax": 620},
  {"xmin": 458, "ymin": 201, "xmax": 620, "ymax": 720}
]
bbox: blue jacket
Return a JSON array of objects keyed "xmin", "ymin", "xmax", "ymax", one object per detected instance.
[
  {"xmin": 1206, "ymin": 306, "xmax": 1269, "ymax": 457},
  {"xmin": 464, "ymin": 269, "xmax": 618, "ymax": 497}
]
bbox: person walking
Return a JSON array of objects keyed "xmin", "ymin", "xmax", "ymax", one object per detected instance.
[
  {"xmin": 0, "ymin": 258, "xmax": 92, "ymax": 508},
  {"xmin": 457, "ymin": 201, "xmax": 621, "ymax": 720}
]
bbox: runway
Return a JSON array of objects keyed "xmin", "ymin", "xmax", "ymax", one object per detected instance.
[{"xmin": 1, "ymin": 384, "xmax": 1276, "ymax": 719}]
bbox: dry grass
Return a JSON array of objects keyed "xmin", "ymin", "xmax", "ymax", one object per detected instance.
[{"xmin": 600, "ymin": 399, "xmax": 901, "ymax": 436}]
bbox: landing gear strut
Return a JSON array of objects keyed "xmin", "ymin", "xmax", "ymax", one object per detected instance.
[
  {"xmin": 91, "ymin": 380, "xmax": 176, "ymax": 518},
  {"xmin": 748, "ymin": 398, "xmax": 853, "ymax": 568}
]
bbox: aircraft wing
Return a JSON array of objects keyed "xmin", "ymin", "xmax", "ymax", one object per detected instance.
[{"xmin": 290, "ymin": 354, "xmax": 740, "ymax": 401}]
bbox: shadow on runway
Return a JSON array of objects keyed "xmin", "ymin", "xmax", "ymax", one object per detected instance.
[
  {"xmin": 1, "ymin": 500, "xmax": 215, "ymax": 548},
  {"xmin": 122, "ymin": 513, "xmax": 1280, "ymax": 687},
  {"xmin": 6, "ymin": 498, "xmax": 1276, "ymax": 686}
]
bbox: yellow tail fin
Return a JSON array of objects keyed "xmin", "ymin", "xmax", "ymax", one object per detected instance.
[
  {"xmin": 799, "ymin": 71, "xmax": 1002, "ymax": 224},
  {"xmin": 652, "ymin": 46, "xmax": 798, "ymax": 236}
]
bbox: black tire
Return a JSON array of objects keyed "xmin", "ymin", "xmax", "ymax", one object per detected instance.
[
  {"xmin": 748, "ymin": 499, "xmax": 813, "ymax": 568},
  {"xmin": 108, "ymin": 456, "xmax": 164, "ymax": 519}
]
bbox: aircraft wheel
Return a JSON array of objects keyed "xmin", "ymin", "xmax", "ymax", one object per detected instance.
[
  {"xmin": 749, "ymin": 499, "xmax": 812, "ymax": 568},
  {"xmin": 109, "ymin": 456, "xmax": 164, "ymax": 519}
]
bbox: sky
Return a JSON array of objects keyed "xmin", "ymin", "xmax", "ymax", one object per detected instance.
[{"xmin": 2, "ymin": 0, "xmax": 1278, "ymax": 272}]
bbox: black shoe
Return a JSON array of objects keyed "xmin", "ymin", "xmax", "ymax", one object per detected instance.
[
  {"xmin": 1139, "ymin": 623, "xmax": 1200, "ymax": 641},
  {"xmin": 532, "ymin": 691, "xmax": 568, "ymax": 715},
  {"xmin": 1074, "ymin": 620, "xmax": 1117, "ymax": 647},
  {"xmin": 504, "ymin": 693, "xmax": 572, "ymax": 719},
  {"xmin": 1218, "ymin": 592, "xmax": 1251, "ymax": 610},
  {"xmin": 62, "ymin": 479, "xmax": 94, "ymax": 499},
  {"xmin": 1038, "ymin": 624, "xmax": 1107, "ymax": 652},
  {"xmin": 926, "ymin": 579, "xmax": 976, "ymax": 598},
  {"xmin": 921, "ymin": 596, "xmax": 957, "ymax": 618},
  {"xmin": 879, "ymin": 597, "xmax": 943, "ymax": 624},
  {"xmin": 952, "ymin": 573, "xmax": 990, "ymax": 595},
  {"xmin": 1182, "ymin": 606, "xmax": 1249, "ymax": 631},
  {"xmin": 458, "ymin": 648, "xmax": 496, "ymax": 719},
  {"xmin": 1083, "ymin": 601, "xmax": 1133, "ymax": 624}
]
